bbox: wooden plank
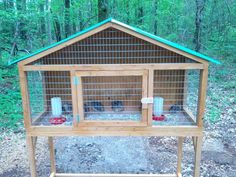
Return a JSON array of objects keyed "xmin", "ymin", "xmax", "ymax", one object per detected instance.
[
  {"xmin": 26, "ymin": 136, "xmax": 37, "ymax": 177},
  {"xmin": 76, "ymin": 70, "xmax": 146, "ymax": 77},
  {"xmin": 77, "ymin": 121, "xmax": 147, "ymax": 127},
  {"xmin": 147, "ymin": 69, "xmax": 154, "ymax": 126},
  {"xmin": 23, "ymin": 63, "xmax": 205, "ymax": 71},
  {"xmin": 76, "ymin": 76, "xmax": 84, "ymax": 122},
  {"xmin": 18, "ymin": 64, "xmax": 31, "ymax": 130},
  {"xmin": 27, "ymin": 126, "xmax": 203, "ymax": 137},
  {"xmin": 111, "ymin": 23, "xmax": 208, "ymax": 64},
  {"xmin": 192, "ymin": 137, "xmax": 197, "ymax": 152},
  {"xmin": 19, "ymin": 23, "xmax": 112, "ymax": 66},
  {"xmin": 55, "ymin": 173, "xmax": 177, "ymax": 177},
  {"xmin": 193, "ymin": 136, "xmax": 203, "ymax": 177},
  {"xmin": 197, "ymin": 65, "xmax": 208, "ymax": 127},
  {"xmin": 48, "ymin": 137, "xmax": 56, "ymax": 174},
  {"xmin": 70, "ymin": 71, "xmax": 78, "ymax": 127},
  {"xmin": 177, "ymin": 137, "xmax": 183, "ymax": 175}
]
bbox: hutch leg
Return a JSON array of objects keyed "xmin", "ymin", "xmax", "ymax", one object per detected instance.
[
  {"xmin": 177, "ymin": 137, "xmax": 183, "ymax": 177},
  {"xmin": 48, "ymin": 137, "xmax": 56, "ymax": 174},
  {"xmin": 26, "ymin": 136, "xmax": 37, "ymax": 177},
  {"xmin": 193, "ymin": 136, "xmax": 203, "ymax": 177}
]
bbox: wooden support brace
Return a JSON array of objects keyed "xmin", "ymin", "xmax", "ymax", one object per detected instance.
[
  {"xmin": 48, "ymin": 137, "xmax": 56, "ymax": 174},
  {"xmin": 193, "ymin": 136, "xmax": 203, "ymax": 177},
  {"xmin": 177, "ymin": 137, "xmax": 183, "ymax": 176},
  {"xmin": 26, "ymin": 136, "xmax": 37, "ymax": 177},
  {"xmin": 192, "ymin": 137, "xmax": 197, "ymax": 152}
]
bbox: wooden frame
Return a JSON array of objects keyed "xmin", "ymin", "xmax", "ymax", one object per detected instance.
[
  {"xmin": 74, "ymin": 70, "xmax": 148, "ymax": 127},
  {"xmin": 17, "ymin": 21, "xmax": 210, "ymax": 177}
]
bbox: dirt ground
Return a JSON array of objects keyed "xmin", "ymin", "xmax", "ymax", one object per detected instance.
[{"xmin": 0, "ymin": 128, "xmax": 235, "ymax": 177}]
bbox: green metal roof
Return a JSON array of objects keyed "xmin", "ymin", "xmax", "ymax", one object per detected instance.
[{"xmin": 8, "ymin": 18, "xmax": 221, "ymax": 65}]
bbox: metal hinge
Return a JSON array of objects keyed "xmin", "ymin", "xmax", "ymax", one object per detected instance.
[{"xmin": 73, "ymin": 76, "xmax": 79, "ymax": 85}]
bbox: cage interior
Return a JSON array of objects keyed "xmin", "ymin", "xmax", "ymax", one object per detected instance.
[
  {"xmin": 27, "ymin": 71, "xmax": 73, "ymax": 126},
  {"xmin": 152, "ymin": 69, "xmax": 200, "ymax": 126},
  {"xmin": 81, "ymin": 76, "xmax": 143, "ymax": 121}
]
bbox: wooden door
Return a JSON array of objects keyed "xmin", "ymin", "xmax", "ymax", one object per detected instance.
[{"xmin": 74, "ymin": 70, "xmax": 148, "ymax": 127}]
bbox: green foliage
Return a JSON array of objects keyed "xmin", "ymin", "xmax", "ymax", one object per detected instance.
[
  {"xmin": 0, "ymin": 67, "xmax": 23, "ymax": 131},
  {"xmin": 0, "ymin": 0, "xmax": 235, "ymax": 130}
]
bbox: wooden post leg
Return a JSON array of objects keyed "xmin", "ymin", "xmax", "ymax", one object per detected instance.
[
  {"xmin": 177, "ymin": 137, "xmax": 183, "ymax": 177},
  {"xmin": 26, "ymin": 136, "xmax": 37, "ymax": 177},
  {"xmin": 48, "ymin": 137, "xmax": 56, "ymax": 174},
  {"xmin": 194, "ymin": 136, "xmax": 203, "ymax": 177}
]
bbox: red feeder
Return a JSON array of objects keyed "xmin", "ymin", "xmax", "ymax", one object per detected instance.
[
  {"xmin": 152, "ymin": 115, "xmax": 165, "ymax": 121},
  {"xmin": 49, "ymin": 117, "xmax": 66, "ymax": 125}
]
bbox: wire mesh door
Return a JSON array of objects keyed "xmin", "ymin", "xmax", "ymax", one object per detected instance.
[{"xmin": 75, "ymin": 70, "xmax": 148, "ymax": 126}]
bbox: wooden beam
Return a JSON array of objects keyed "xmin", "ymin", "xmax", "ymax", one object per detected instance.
[
  {"xmin": 48, "ymin": 137, "xmax": 56, "ymax": 174},
  {"xmin": 23, "ymin": 63, "xmax": 205, "ymax": 71},
  {"xmin": 177, "ymin": 137, "xmax": 183, "ymax": 175},
  {"xmin": 18, "ymin": 64, "xmax": 31, "ymax": 130},
  {"xmin": 197, "ymin": 65, "xmax": 209, "ymax": 127},
  {"xmin": 26, "ymin": 136, "xmax": 37, "ymax": 177},
  {"xmin": 193, "ymin": 136, "xmax": 203, "ymax": 177},
  {"xmin": 27, "ymin": 126, "xmax": 203, "ymax": 137},
  {"xmin": 147, "ymin": 69, "xmax": 154, "ymax": 126},
  {"xmin": 70, "ymin": 71, "xmax": 78, "ymax": 127},
  {"xmin": 55, "ymin": 173, "xmax": 177, "ymax": 177},
  {"xmin": 192, "ymin": 137, "xmax": 197, "ymax": 152}
]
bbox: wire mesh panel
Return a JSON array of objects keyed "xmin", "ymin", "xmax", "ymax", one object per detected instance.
[
  {"xmin": 27, "ymin": 71, "xmax": 73, "ymax": 126},
  {"xmin": 29, "ymin": 27, "xmax": 198, "ymax": 65},
  {"xmin": 152, "ymin": 69, "xmax": 200, "ymax": 126},
  {"xmin": 80, "ymin": 75, "xmax": 143, "ymax": 122}
]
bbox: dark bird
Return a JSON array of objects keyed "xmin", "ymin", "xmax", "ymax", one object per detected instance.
[
  {"xmin": 90, "ymin": 101, "xmax": 105, "ymax": 112},
  {"xmin": 111, "ymin": 100, "xmax": 124, "ymax": 112}
]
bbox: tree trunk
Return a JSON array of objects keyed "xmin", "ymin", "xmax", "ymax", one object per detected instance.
[
  {"xmin": 46, "ymin": 0, "xmax": 53, "ymax": 44},
  {"xmin": 64, "ymin": 0, "xmax": 71, "ymax": 38},
  {"xmin": 52, "ymin": 10, "xmax": 62, "ymax": 42},
  {"xmin": 16, "ymin": 0, "xmax": 27, "ymax": 40},
  {"xmin": 39, "ymin": 2, "xmax": 46, "ymax": 35},
  {"xmin": 194, "ymin": 0, "xmax": 206, "ymax": 52},
  {"xmin": 153, "ymin": 0, "xmax": 158, "ymax": 35},
  {"xmin": 137, "ymin": 1, "xmax": 143, "ymax": 25},
  {"xmin": 98, "ymin": 0, "xmax": 108, "ymax": 21}
]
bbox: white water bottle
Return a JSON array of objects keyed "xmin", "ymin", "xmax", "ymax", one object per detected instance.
[{"xmin": 51, "ymin": 97, "xmax": 62, "ymax": 116}]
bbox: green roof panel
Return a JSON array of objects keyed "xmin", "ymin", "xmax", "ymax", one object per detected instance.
[{"xmin": 8, "ymin": 18, "xmax": 221, "ymax": 65}]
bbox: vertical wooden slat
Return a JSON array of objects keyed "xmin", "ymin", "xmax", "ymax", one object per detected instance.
[
  {"xmin": 148, "ymin": 69, "xmax": 154, "ymax": 126},
  {"xmin": 193, "ymin": 136, "xmax": 203, "ymax": 177},
  {"xmin": 48, "ymin": 137, "xmax": 56, "ymax": 174},
  {"xmin": 177, "ymin": 137, "xmax": 183, "ymax": 175},
  {"xmin": 197, "ymin": 64, "xmax": 208, "ymax": 127},
  {"xmin": 18, "ymin": 64, "xmax": 31, "ymax": 129},
  {"xmin": 26, "ymin": 136, "xmax": 37, "ymax": 177},
  {"xmin": 70, "ymin": 70, "xmax": 78, "ymax": 127},
  {"xmin": 76, "ymin": 76, "xmax": 85, "ymax": 122}
]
